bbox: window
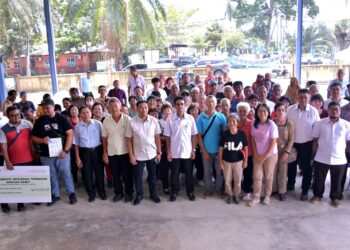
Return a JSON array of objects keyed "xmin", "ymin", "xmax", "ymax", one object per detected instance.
[
  {"xmin": 44, "ymin": 60, "xmax": 50, "ymax": 68},
  {"xmin": 3, "ymin": 62, "xmax": 10, "ymax": 69},
  {"xmin": 67, "ymin": 57, "xmax": 75, "ymax": 67},
  {"xmin": 14, "ymin": 60, "xmax": 20, "ymax": 69},
  {"xmin": 99, "ymin": 55, "xmax": 104, "ymax": 61}
]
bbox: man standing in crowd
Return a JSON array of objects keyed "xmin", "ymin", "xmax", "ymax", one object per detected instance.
[
  {"xmin": 79, "ymin": 71, "xmax": 93, "ymax": 97},
  {"xmin": 0, "ymin": 106, "xmax": 34, "ymax": 213},
  {"xmin": 126, "ymin": 100, "xmax": 162, "ymax": 205},
  {"xmin": 328, "ymin": 69, "xmax": 349, "ymax": 97},
  {"xmin": 287, "ymin": 89, "xmax": 320, "ymax": 201},
  {"xmin": 31, "ymin": 99, "xmax": 77, "ymax": 206},
  {"xmin": 257, "ymin": 86, "xmax": 275, "ymax": 111},
  {"xmin": 323, "ymin": 82, "xmax": 349, "ymax": 109},
  {"xmin": 164, "ymin": 96, "xmax": 198, "ymax": 202},
  {"xmin": 147, "ymin": 77, "xmax": 167, "ymax": 100},
  {"xmin": 95, "ymin": 85, "xmax": 109, "ymax": 106},
  {"xmin": 69, "ymin": 87, "xmax": 85, "ymax": 108},
  {"xmin": 128, "ymin": 66, "xmax": 146, "ymax": 97},
  {"xmin": 310, "ymin": 102, "xmax": 350, "ymax": 207},
  {"xmin": 75, "ymin": 106, "xmax": 107, "ymax": 202},
  {"xmin": 180, "ymin": 73, "xmax": 195, "ymax": 92},
  {"xmin": 18, "ymin": 91, "xmax": 35, "ymax": 112},
  {"xmin": 108, "ymin": 80, "xmax": 127, "ymax": 105},
  {"xmin": 2, "ymin": 90, "xmax": 17, "ymax": 116},
  {"xmin": 165, "ymin": 84, "xmax": 179, "ymax": 106},
  {"xmin": 102, "ymin": 98, "xmax": 134, "ymax": 203},
  {"xmin": 197, "ymin": 95, "xmax": 227, "ymax": 198}
]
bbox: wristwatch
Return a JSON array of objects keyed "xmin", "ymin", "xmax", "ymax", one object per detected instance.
[{"xmin": 64, "ymin": 149, "xmax": 70, "ymax": 154}]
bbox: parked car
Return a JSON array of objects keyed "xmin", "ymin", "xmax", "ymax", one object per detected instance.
[
  {"xmin": 185, "ymin": 58, "xmax": 230, "ymax": 77},
  {"xmin": 301, "ymin": 54, "xmax": 323, "ymax": 65},
  {"xmin": 122, "ymin": 63, "xmax": 148, "ymax": 71},
  {"xmin": 173, "ymin": 56, "xmax": 197, "ymax": 67}
]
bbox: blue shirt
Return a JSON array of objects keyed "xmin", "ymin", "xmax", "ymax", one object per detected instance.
[
  {"xmin": 74, "ymin": 119, "xmax": 102, "ymax": 148},
  {"xmin": 196, "ymin": 111, "xmax": 227, "ymax": 154},
  {"xmin": 80, "ymin": 77, "xmax": 92, "ymax": 93}
]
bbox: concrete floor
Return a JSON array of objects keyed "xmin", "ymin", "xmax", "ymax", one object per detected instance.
[{"xmin": 1, "ymin": 175, "xmax": 350, "ymax": 250}]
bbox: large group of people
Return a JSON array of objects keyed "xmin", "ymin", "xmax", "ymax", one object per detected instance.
[{"xmin": 1, "ymin": 66, "xmax": 350, "ymax": 213}]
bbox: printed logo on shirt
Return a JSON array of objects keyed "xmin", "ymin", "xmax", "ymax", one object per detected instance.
[
  {"xmin": 224, "ymin": 141, "xmax": 243, "ymax": 151},
  {"xmin": 44, "ymin": 123, "xmax": 58, "ymax": 131}
]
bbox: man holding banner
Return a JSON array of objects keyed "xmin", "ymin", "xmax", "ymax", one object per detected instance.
[{"xmin": 0, "ymin": 106, "xmax": 34, "ymax": 213}]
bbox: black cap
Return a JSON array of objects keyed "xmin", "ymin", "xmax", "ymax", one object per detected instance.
[{"xmin": 41, "ymin": 98, "xmax": 54, "ymax": 106}]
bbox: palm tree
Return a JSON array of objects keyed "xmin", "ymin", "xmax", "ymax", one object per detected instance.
[
  {"xmin": 0, "ymin": 0, "xmax": 43, "ymax": 76},
  {"xmin": 64, "ymin": 0, "xmax": 166, "ymax": 69}
]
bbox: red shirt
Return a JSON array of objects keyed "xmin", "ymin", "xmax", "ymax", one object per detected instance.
[{"xmin": 237, "ymin": 118, "xmax": 253, "ymax": 156}]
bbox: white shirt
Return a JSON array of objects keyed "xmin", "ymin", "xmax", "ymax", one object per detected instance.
[
  {"xmin": 102, "ymin": 114, "xmax": 131, "ymax": 156},
  {"xmin": 128, "ymin": 75, "xmax": 146, "ymax": 96},
  {"xmin": 164, "ymin": 113, "xmax": 198, "ymax": 159},
  {"xmin": 263, "ymin": 99, "xmax": 276, "ymax": 112},
  {"xmin": 312, "ymin": 117, "xmax": 350, "ymax": 165},
  {"xmin": 323, "ymin": 98, "xmax": 349, "ymax": 110},
  {"xmin": 126, "ymin": 115, "xmax": 161, "ymax": 161},
  {"xmin": 286, "ymin": 103, "xmax": 320, "ymax": 143},
  {"xmin": 146, "ymin": 88, "xmax": 167, "ymax": 100}
]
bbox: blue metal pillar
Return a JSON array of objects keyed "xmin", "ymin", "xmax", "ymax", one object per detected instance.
[
  {"xmin": 295, "ymin": 0, "xmax": 303, "ymax": 82},
  {"xmin": 0, "ymin": 52, "xmax": 7, "ymax": 105},
  {"xmin": 44, "ymin": 0, "xmax": 58, "ymax": 94}
]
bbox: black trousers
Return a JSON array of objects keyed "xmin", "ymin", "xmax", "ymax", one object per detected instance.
[
  {"xmin": 171, "ymin": 158, "xmax": 194, "ymax": 194},
  {"xmin": 134, "ymin": 158, "xmax": 157, "ymax": 197},
  {"xmin": 109, "ymin": 154, "xmax": 133, "ymax": 196},
  {"xmin": 313, "ymin": 161, "xmax": 347, "ymax": 200},
  {"xmin": 287, "ymin": 160, "xmax": 298, "ymax": 189},
  {"xmin": 242, "ymin": 156, "xmax": 253, "ymax": 193},
  {"xmin": 79, "ymin": 146, "xmax": 105, "ymax": 198},
  {"xmin": 294, "ymin": 141, "xmax": 313, "ymax": 194},
  {"xmin": 70, "ymin": 146, "xmax": 79, "ymax": 184},
  {"xmin": 159, "ymin": 153, "xmax": 170, "ymax": 189},
  {"xmin": 193, "ymin": 147, "xmax": 204, "ymax": 181}
]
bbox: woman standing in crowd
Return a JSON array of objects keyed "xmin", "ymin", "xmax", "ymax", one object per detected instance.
[
  {"xmin": 286, "ymin": 77, "xmax": 300, "ymax": 104},
  {"xmin": 249, "ymin": 104, "xmax": 278, "ymax": 207},
  {"xmin": 84, "ymin": 94, "xmax": 95, "ymax": 110},
  {"xmin": 68, "ymin": 104, "xmax": 80, "ymax": 186},
  {"xmin": 272, "ymin": 102, "xmax": 295, "ymax": 201},
  {"xmin": 164, "ymin": 77, "xmax": 175, "ymax": 96},
  {"xmin": 218, "ymin": 114, "xmax": 248, "ymax": 204},
  {"xmin": 237, "ymin": 102, "xmax": 254, "ymax": 201},
  {"xmin": 128, "ymin": 96, "xmax": 138, "ymax": 118},
  {"xmin": 310, "ymin": 94, "xmax": 328, "ymax": 118}
]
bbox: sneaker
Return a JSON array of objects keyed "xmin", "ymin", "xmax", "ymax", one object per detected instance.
[
  {"xmin": 69, "ymin": 193, "xmax": 77, "ymax": 204},
  {"xmin": 248, "ymin": 199, "xmax": 260, "ymax": 207},
  {"xmin": 309, "ymin": 196, "xmax": 321, "ymax": 204},
  {"xmin": 233, "ymin": 196, "xmax": 240, "ymax": 205},
  {"xmin": 226, "ymin": 196, "xmax": 233, "ymax": 204},
  {"xmin": 262, "ymin": 196, "xmax": 270, "ymax": 205},
  {"xmin": 331, "ymin": 199, "xmax": 340, "ymax": 208},
  {"xmin": 242, "ymin": 193, "xmax": 252, "ymax": 201},
  {"xmin": 198, "ymin": 180, "xmax": 205, "ymax": 187},
  {"xmin": 279, "ymin": 193, "xmax": 286, "ymax": 201}
]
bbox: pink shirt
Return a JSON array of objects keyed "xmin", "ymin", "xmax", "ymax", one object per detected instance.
[{"xmin": 251, "ymin": 121, "xmax": 278, "ymax": 157}]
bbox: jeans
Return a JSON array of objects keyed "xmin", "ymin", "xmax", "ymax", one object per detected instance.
[
  {"xmin": 134, "ymin": 158, "xmax": 157, "ymax": 197},
  {"xmin": 109, "ymin": 154, "xmax": 133, "ymax": 196},
  {"xmin": 171, "ymin": 158, "xmax": 194, "ymax": 195},
  {"xmin": 202, "ymin": 153, "xmax": 223, "ymax": 193},
  {"xmin": 40, "ymin": 154, "xmax": 75, "ymax": 197}
]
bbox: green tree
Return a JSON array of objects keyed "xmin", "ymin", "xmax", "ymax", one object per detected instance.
[
  {"xmin": 191, "ymin": 34, "xmax": 207, "ymax": 55},
  {"xmin": 205, "ymin": 23, "xmax": 224, "ymax": 50},
  {"xmin": 228, "ymin": 0, "xmax": 319, "ymax": 52},
  {"xmin": 334, "ymin": 19, "xmax": 350, "ymax": 51},
  {"xmin": 219, "ymin": 30, "xmax": 246, "ymax": 53}
]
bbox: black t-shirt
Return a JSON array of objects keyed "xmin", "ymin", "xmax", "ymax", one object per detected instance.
[
  {"xmin": 32, "ymin": 112, "xmax": 73, "ymax": 157},
  {"xmin": 219, "ymin": 129, "xmax": 248, "ymax": 163}
]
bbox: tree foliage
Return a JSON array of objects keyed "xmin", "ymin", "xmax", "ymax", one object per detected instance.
[{"xmin": 205, "ymin": 23, "xmax": 224, "ymax": 50}]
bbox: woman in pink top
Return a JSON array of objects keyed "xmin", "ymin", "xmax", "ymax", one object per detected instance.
[{"xmin": 249, "ymin": 104, "xmax": 278, "ymax": 207}]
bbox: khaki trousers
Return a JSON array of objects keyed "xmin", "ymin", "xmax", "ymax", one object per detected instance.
[
  {"xmin": 253, "ymin": 154, "xmax": 278, "ymax": 200},
  {"xmin": 223, "ymin": 160, "xmax": 243, "ymax": 197},
  {"xmin": 272, "ymin": 156, "xmax": 288, "ymax": 194}
]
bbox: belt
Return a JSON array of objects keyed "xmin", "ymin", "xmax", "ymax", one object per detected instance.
[{"xmin": 79, "ymin": 145, "xmax": 102, "ymax": 151}]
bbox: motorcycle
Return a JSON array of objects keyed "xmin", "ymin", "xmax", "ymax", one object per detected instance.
[{"xmin": 272, "ymin": 68, "xmax": 291, "ymax": 78}]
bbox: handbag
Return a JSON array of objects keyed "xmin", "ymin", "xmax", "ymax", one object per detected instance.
[{"xmin": 287, "ymin": 147, "xmax": 297, "ymax": 163}]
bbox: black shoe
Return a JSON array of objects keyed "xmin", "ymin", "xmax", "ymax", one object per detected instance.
[
  {"xmin": 107, "ymin": 180, "xmax": 113, "ymax": 189},
  {"xmin": 32, "ymin": 203, "xmax": 42, "ymax": 206},
  {"xmin": 99, "ymin": 194, "xmax": 107, "ymax": 200},
  {"xmin": 124, "ymin": 194, "xmax": 133, "ymax": 203},
  {"xmin": 1, "ymin": 204, "xmax": 10, "ymax": 213},
  {"xmin": 188, "ymin": 193, "xmax": 196, "ymax": 201},
  {"xmin": 69, "ymin": 193, "xmax": 77, "ymax": 204},
  {"xmin": 170, "ymin": 193, "xmax": 177, "ymax": 202},
  {"xmin": 47, "ymin": 196, "xmax": 60, "ymax": 206},
  {"xmin": 88, "ymin": 197, "xmax": 95, "ymax": 202},
  {"xmin": 17, "ymin": 203, "xmax": 25, "ymax": 212},
  {"xmin": 151, "ymin": 195, "xmax": 161, "ymax": 203},
  {"xmin": 133, "ymin": 196, "xmax": 143, "ymax": 206},
  {"xmin": 300, "ymin": 193, "xmax": 308, "ymax": 201},
  {"xmin": 113, "ymin": 194, "xmax": 124, "ymax": 202},
  {"xmin": 163, "ymin": 188, "xmax": 170, "ymax": 195}
]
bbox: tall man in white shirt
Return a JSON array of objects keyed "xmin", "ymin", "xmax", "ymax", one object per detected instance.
[
  {"xmin": 164, "ymin": 96, "xmax": 198, "ymax": 202},
  {"xmin": 286, "ymin": 88, "xmax": 320, "ymax": 201},
  {"xmin": 126, "ymin": 100, "xmax": 162, "ymax": 205},
  {"xmin": 127, "ymin": 66, "xmax": 146, "ymax": 97},
  {"xmin": 310, "ymin": 101, "xmax": 350, "ymax": 207},
  {"xmin": 323, "ymin": 82, "xmax": 349, "ymax": 110}
]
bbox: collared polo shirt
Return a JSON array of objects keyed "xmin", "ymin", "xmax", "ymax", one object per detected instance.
[
  {"xmin": 286, "ymin": 103, "xmax": 320, "ymax": 143},
  {"xmin": 80, "ymin": 77, "xmax": 92, "ymax": 93},
  {"xmin": 74, "ymin": 119, "xmax": 102, "ymax": 148},
  {"xmin": 102, "ymin": 114, "xmax": 130, "ymax": 156},
  {"xmin": 312, "ymin": 117, "xmax": 350, "ymax": 165},
  {"xmin": 196, "ymin": 111, "xmax": 227, "ymax": 154},
  {"xmin": 126, "ymin": 115, "xmax": 161, "ymax": 161},
  {"xmin": 164, "ymin": 113, "xmax": 198, "ymax": 159},
  {"xmin": 128, "ymin": 75, "xmax": 146, "ymax": 96}
]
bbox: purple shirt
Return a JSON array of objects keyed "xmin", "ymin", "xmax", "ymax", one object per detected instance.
[
  {"xmin": 251, "ymin": 121, "xmax": 278, "ymax": 157},
  {"xmin": 108, "ymin": 88, "xmax": 127, "ymax": 105}
]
